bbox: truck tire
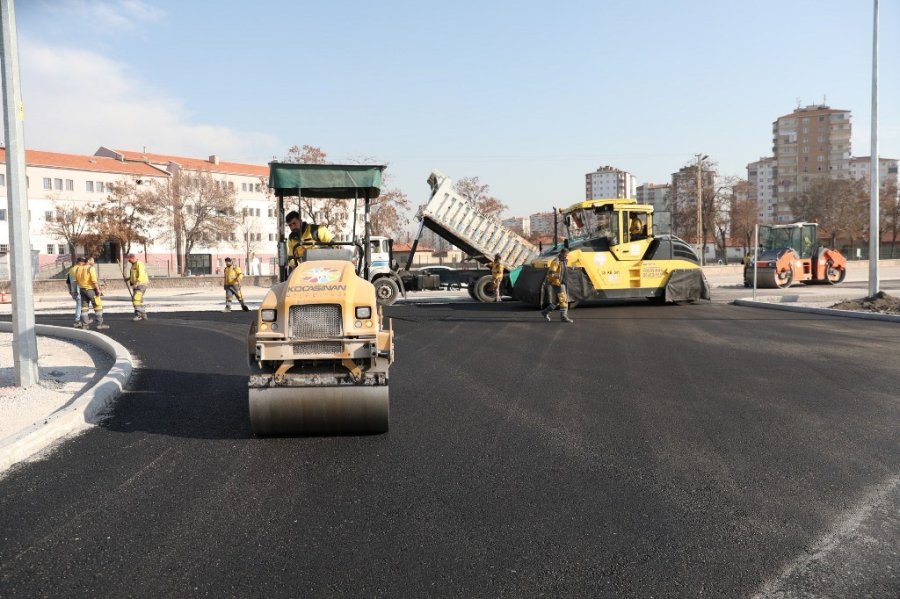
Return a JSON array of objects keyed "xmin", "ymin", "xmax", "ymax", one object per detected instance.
[
  {"xmin": 374, "ymin": 277, "xmax": 400, "ymax": 306},
  {"xmin": 473, "ymin": 275, "xmax": 496, "ymax": 303},
  {"xmin": 467, "ymin": 282, "xmax": 478, "ymax": 299}
]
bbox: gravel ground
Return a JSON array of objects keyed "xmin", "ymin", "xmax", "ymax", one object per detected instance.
[{"xmin": 0, "ymin": 333, "xmax": 102, "ymax": 441}]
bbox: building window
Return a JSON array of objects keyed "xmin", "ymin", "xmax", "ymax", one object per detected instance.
[
  {"xmin": 44, "ymin": 210, "xmax": 54, "ymax": 221},
  {"xmin": 269, "ymin": 234, "xmax": 275, "ymax": 241},
  {"xmin": 46, "ymin": 244, "xmax": 55, "ymax": 254},
  {"xmin": 0, "ymin": 174, "xmax": 5, "ymax": 185},
  {"xmin": 58, "ymin": 244, "xmax": 66, "ymax": 254},
  {"xmin": 43, "ymin": 177, "xmax": 52, "ymax": 190},
  {"xmin": 97, "ymin": 182, "xmax": 105, "ymax": 193},
  {"xmin": 255, "ymin": 184, "xmax": 261, "ymax": 192},
  {"xmin": 66, "ymin": 179, "xmax": 74, "ymax": 191},
  {"xmin": 86, "ymin": 181, "xmax": 94, "ymax": 192},
  {"xmin": 0, "ymin": 208, "xmax": 6, "ymax": 220},
  {"xmin": 0, "ymin": 244, "xmax": 8, "ymax": 253},
  {"xmin": 54, "ymin": 178, "xmax": 63, "ymax": 190}
]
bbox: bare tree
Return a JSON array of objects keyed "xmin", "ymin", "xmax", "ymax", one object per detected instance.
[
  {"xmin": 789, "ymin": 177, "xmax": 868, "ymax": 250},
  {"xmin": 729, "ymin": 196, "xmax": 757, "ymax": 255},
  {"xmin": 45, "ymin": 200, "xmax": 103, "ymax": 266},
  {"xmin": 99, "ymin": 180, "xmax": 156, "ymax": 286},
  {"xmin": 370, "ymin": 188, "xmax": 410, "ymax": 238},
  {"xmin": 454, "ymin": 176, "xmax": 508, "ymax": 218},
  {"xmin": 879, "ymin": 181, "xmax": 899, "ymax": 258},
  {"xmin": 153, "ymin": 171, "xmax": 239, "ymax": 275},
  {"xmin": 282, "ymin": 145, "xmax": 337, "ymax": 227}
]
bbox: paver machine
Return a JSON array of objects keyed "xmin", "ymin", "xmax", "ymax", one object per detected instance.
[
  {"xmin": 247, "ymin": 163, "xmax": 393, "ymax": 435},
  {"xmin": 743, "ymin": 222, "xmax": 847, "ymax": 289},
  {"xmin": 512, "ymin": 198, "xmax": 710, "ymax": 306}
]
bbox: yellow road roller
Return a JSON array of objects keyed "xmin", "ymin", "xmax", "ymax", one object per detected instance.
[{"xmin": 248, "ymin": 163, "xmax": 393, "ymax": 435}]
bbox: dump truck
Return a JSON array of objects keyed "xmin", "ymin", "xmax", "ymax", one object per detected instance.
[
  {"xmin": 247, "ymin": 163, "xmax": 393, "ymax": 435},
  {"xmin": 512, "ymin": 198, "xmax": 710, "ymax": 306},
  {"xmin": 365, "ymin": 235, "xmax": 443, "ymax": 305},
  {"xmin": 407, "ymin": 170, "xmax": 540, "ymax": 302},
  {"xmin": 743, "ymin": 222, "xmax": 847, "ymax": 288}
]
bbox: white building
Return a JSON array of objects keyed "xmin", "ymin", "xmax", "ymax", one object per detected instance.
[
  {"xmin": 848, "ymin": 156, "xmax": 899, "ymax": 188},
  {"xmin": 585, "ymin": 165, "xmax": 636, "ymax": 199},
  {"xmin": 746, "ymin": 157, "xmax": 777, "ymax": 223},
  {"xmin": 2, "ymin": 146, "xmax": 371, "ymax": 278}
]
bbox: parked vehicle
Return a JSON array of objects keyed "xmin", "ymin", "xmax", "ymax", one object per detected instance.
[{"xmin": 743, "ymin": 222, "xmax": 847, "ymax": 288}]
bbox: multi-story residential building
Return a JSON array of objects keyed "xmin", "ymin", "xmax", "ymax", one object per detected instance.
[
  {"xmin": 848, "ymin": 156, "xmax": 899, "ymax": 189},
  {"xmin": 635, "ymin": 183, "xmax": 670, "ymax": 213},
  {"xmin": 585, "ymin": 165, "xmax": 636, "ymax": 199},
  {"xmin": 771, "ymin": 104, "xmax": 852, "ymax": 222},
  {"xmin": 501, "ymin": 216, "xmax": 531, "ymax": 237},
  {"xmin": 746, "ymin": 157, "xmax": 777, "ymax": 223},
  {"xmin": 529, "ymin": 211, "xmax": 561, "ymax": 238}
]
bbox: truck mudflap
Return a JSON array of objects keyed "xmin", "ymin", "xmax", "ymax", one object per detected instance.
[
  {"xmin": 511, "ymin": 265, "xmax": 594, "ymax": 308},
  {"xmin": 664, "ymin": 269, "xmax": 711, "ymax": 302}
]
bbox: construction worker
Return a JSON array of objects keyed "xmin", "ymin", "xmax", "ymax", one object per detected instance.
[
  {"xmin": 66, "ymin": 256, "xmax": 86, "ymax": 328},
  {"xmin": 223, "ymin": 257, "xmax": 249, "ymax": 312},
  {"xmin": 490, "ymin": 253, "xmax": 504, "ymax": 302},
  {"xmin": 286, "ymin": 210, "xmax": 334, "ymax": 266},
  {"xmin": 127, "ymin": 253, "xmax": 149, "ymax": 321},
  {"xmin": 629, "ymin": 214, "xmax": 644, "ymax": 237},
  {"xmin": 75, "ymin": 256, "xmax": 108, "ymax": 330},
  {"xmin": 540, "ymin": 248, "xmax": 573, "ymax": 323}
]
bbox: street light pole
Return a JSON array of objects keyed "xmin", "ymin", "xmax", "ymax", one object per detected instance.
[
  {"xmin": 869, "ymin": 0, "xmax": 879, "ymax": 296},
  {"xmin": 695, "ymin": 153, "xmax": 706, "ymax": 265}
]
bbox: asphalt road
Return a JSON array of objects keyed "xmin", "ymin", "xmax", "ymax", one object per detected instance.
[{"xmin": 1, "ymin": 301, "xmax": 898, "ymax": 597}]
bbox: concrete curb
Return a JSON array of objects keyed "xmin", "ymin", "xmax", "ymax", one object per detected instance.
[
  {"xmin": 0, "ymin": 323, "xmax": 134, "ymax": 475},
  {"xmin": 733, "ymin": 298, "xmax": 900, "ymax": 323}
]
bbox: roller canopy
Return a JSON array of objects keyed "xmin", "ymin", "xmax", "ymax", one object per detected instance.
[{"xmin": 268, "ymin": 163, "xmax": 385, "ymax": 199}]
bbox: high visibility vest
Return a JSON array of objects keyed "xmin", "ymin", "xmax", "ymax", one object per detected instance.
[
  {"xmin": 75, "ymin": 264, "xmax": 97, "ymax": 289},
  {"xmin": 224, "ymin": 265, "xmax": 243, "ymax": 286},
  {"xmin": 491, "ymin": 262, "xmax": 504, "ymax": 278},
  {"xmin": 129, "ymin": 260, "xmax": 149, "ymax": 285},
  {"xmin": 288, "ymin": 223, "xmax": 335, "ymax": 261},
  {"xmin": 547, "ymin": 260, "xmax": 563, "ymax": 286}
]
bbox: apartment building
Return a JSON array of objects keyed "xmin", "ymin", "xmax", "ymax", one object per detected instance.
[
  {"xmin": 848, "ymin": 156, "xmax": 899, "ymax": 188},
  {"xmin": 669, "ymin": 164, "xmax": 716, "ymax": 239},
  {"xmin": 585, "ymin": 165, "xmax": 636, "ymax": 199},
  {"xmin": 746, "ymin": 157, "xmax": 777, "ymax": 223},
  {"xmin": 529, "ymin": 211, "xmax": 562, "ymax": 238},
  {"xmin": 501, "ymin": 216, "xmax": 531, "ymax": 237},
  {"xmin": 635, "ymin": 183, "xmax": 670, "ymax": 213},
  {"xmin": 770, "ymin": 104, "xmax": 852, "ymax": 222}
]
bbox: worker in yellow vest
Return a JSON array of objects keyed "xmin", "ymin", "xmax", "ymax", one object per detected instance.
[
  {"xmin": 490, "ymin": 253, "xmax": 504, "ymax": 303},
  {"xmin": 286, "ymin": 210, "xmax": 335, "ymax": 267},
  {"xmin": 540, "ymin": 248, "xmax": 573, "ymax": 323},
  {"xmin": 223, "ymin": 257, "xmax": 249, "ymax": 312},
  {"xmin": 75, "ymin": 256, "xmax": 108, "ymax": 329},
  {"xmin": 127, "ymin": 253, "xmax": 149, "ymax": 321},
  {"xmin": 66, "ymin": 256, "xmax": 86, "ymax": 327}
]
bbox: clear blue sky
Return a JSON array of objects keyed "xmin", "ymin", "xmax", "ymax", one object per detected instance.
[{"xmin": 14, "ymin": 0, "xmax": 900, "ymax": 218}]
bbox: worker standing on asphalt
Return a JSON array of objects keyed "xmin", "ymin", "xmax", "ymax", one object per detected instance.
[
  {"xmin": 66, "ymin": 256, "xmax": 86, "ymax": 328},
  {"xmin": 75, "ymin": 256, "xmax": 108, "ymax": 330},
  {"xmin": 540, "ymin": 248, "xmax": 573, "ymax": 323},
  {"xmin": 127, "ymin": 253, "xmax": 149, "ymax": 321},
  {"xmin": 223, "ymin": 257, "xmax": 249, "ymax": 312},
  {"xmin": 285, "ymin": 210, "xmax": 334, "ymax": 267},
  {"xmin": 490, "ymin": 253, "xmax": 504, "ymax": 302}
]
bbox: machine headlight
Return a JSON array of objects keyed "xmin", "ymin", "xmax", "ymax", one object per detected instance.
[
  {"xmin": 261, "ymin": 309, "xmax": 277, "ymax": 322},
  {"xmin": 355, "ymin": 306, "xmax": 372, "ymax": 319}
]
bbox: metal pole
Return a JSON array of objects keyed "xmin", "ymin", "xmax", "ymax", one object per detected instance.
[
  {"xmin": 695, "ymin": 154, "xmax": 704, "ymax": 265},
  {"xmin": 752, "ymin": 224, "xmax": 759, "ymax": 301},
  {"xmin": 1, "ymin": 0, "xmax": 38, "ymax": 387},
  {"xmin": 869, "ymin": 0, "xmax": 880, "ymax": 296}
]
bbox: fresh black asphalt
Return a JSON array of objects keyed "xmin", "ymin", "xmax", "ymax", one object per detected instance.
[{"xmin": 1, "ymin": 302, "xmax": 898, "ymax": 597}]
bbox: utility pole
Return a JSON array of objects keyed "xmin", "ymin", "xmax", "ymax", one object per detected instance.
[
  {"xmin": 1, "ymin": 0, "xmax": 39, "ymax": 386},
  {"xmin": 869, "ymin": 0, "xmax": 880, "ymax": 296},
  {"xmin": 695, "ymin": 154, "xmax": 707, "ymax": 265}
]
